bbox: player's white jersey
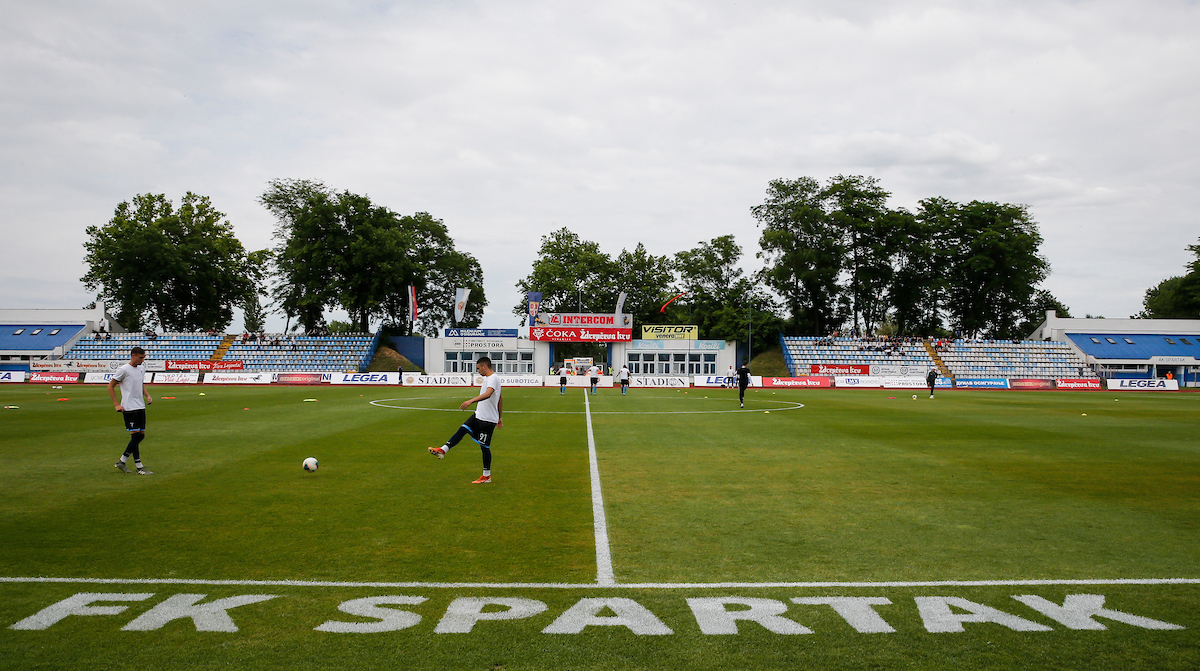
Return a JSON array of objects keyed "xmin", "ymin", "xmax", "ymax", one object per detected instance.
[
  {"xmin": 112, "ymin": 363, "xmax": 146, "ymax": 410},
  {"xmin": 476, "ymin": 373, "xmax": 502, "ymax": 423}
]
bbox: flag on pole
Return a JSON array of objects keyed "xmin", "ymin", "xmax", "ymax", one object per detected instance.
[
  {"xmin": 408, "ymin": 285, "xmax": 418, "ymax": 323},
  {"xmin": 454, "ymin": 288, "xmax": 471, "ymax": 324},
  {"xmin": 615, "ymin": 291, "xmax": 627, "ymax": 318},
  {"xmin": 527, "ymin": 292, "xmax": 542, "ymax": 323}
]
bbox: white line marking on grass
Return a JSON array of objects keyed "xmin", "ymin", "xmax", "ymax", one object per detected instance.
[
  {"xmin": 370, "ymin": 397, "xmax": 805, "ymax": 415},
  {"xmin": 2, "ymin": 577, "xmax": 1197, "ymax": 589},
  {"xmin": 585, "ymin": 389, "xmax": 616, "ymax": 586}
]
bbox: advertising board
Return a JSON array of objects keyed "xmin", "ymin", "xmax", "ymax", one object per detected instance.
[
  {"xmin": 151, "ymin": 372, "xmax": 200, "ymax": 384},
  {"xmin": 166, "ymin": 360, "xmax": 244, "ymax": 372},
  {"xmin": 1105, "ymin": 378, "xmax": 1180, "ymax": 391},
  {"xmin": 761, "ymin": 376, "xmax": 832, "ymax": 388},
  {"xmin": 30, "ymin": 359, "xmax": 118, "ymax": 372},
  {"xmin": 1055, "ymin": 378, "xmax": 1102, "ymax": 390},
  {"xmin": 83, "ymin": 372, "xmax": 117, "ymax": 384},
  {"xmin": 494, "ymin": 375, "xmax": 544, "ymax": 387},
  {"xmin": 0, "ymin": 371, "xmax": 27, "ymax": 383},
  {"xmin": 640, "ymin": 325, "xmax": 698, "ymax": 340},
  {"xmin": 869, "ymin": 365, "xmax": 927, "ymax": 377},
  {"xmin": 693, "ymin": 375, "xmax": 736, "ymax": 387},
  {"xmin": 881, "ymin": 377, "xmax": 929, "ymax": 389},
  {"xmin": 331, "ymin": 372, "xmax": 400, "ymax": 385},
  {"xmin": 812, "ymin": 364, "xmax": 870, "ymax": 376},
  {"xmin": 204, "ymin": 372, "xmax": 272, "ymax": 384},
  {"xmin": 529, "ymin": 326, "xmax": 632, "ymax": 342},
  {"xmin": 955, "ymin": 378, "xmax": 1010, "ymax": 389},
  {"xmin": 629, "ymin": 375, "xmax": 688, "ymax": 388},
  {"xmin": 277, "ymin": 373, "xmax": 324, "ymax": 385},
  {"xmin": 535, "ymin": 313, "xmax": 633, "ymax": 328},
  {"xmin": 1008, "ymin": 378, "xmax": 1055, "ymax": 390},
  {"xmin": 834, "ymin": 376, "xmax": 883, "ymax": 388},
  {"xmin": 29, "ymin": 372, "xmax": 80, "ymax": 384},
  {"xmin": 402, "ymin": 374, "xmax": 474, "ymax": 387}
]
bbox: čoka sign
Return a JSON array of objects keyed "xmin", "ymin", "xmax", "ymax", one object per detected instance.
[
  {"xmin": 529, "ymin": 327, "xmax": 633, "ymax": 343},
  {"xmin": 1105, "ymin": 378, "xmax": 1179, "ymax": 391}
]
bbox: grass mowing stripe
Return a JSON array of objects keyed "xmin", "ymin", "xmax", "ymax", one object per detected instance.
[{"xmin": 584, "ymin": 389, "xmax": 616, "ymax": 586}]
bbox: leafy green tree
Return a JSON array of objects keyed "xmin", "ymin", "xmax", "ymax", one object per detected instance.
[
  {"xmin": 825, "ymin": 175, "xmax": 893, "ymax": 335},
  {"xmin": 261, "ymin": 179, "xmax": 483, "ymax": 335},
  {"xmin": 944, "ymin": 200, "xmax": 1050, "ymax": 339},
  {"xmin": 611, "ymin": 243, "xmax": 677, "ymax": 328},
  {"xmin": 1137, "ymin": 239, "xmax": 1200, "ymax": 319},
  {"xmin": 513, "ymin": 228, "xmax": 618, "ymax": 321},
  {"xmin": 752, "ymin": 177, "xmax": 846, "ymax": 335},
  {"xmin": 886, "ymin": 205, "xmax": 944, "ymax": 336},
  {"xmin": 1016, "ymin": 289, "xmax": 1071, "ymax": 337},
  {"xmin": 82, "ymin": 192, "xmax": 260, "ymax": 331}
]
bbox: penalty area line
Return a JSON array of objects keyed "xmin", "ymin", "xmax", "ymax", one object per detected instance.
[{"xmin": 1, "ymin": 577, "xmax": 1198, "ymax": 589}]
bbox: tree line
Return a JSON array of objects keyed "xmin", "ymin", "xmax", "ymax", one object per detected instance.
[
  {"xmin": 82, "ymin": 180, "xmax": 484, "ymax": 335},
  {"xmin": 1138, "ymin": 239, "xmax": 1200, "ymax": 319},
  {"xmin": 515, "ymin": 175, "xmax": 1066, "ymax": 341}
]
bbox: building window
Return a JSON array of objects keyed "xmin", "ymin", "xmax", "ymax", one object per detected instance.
[
  {"xmin": 1104, "ymin": 337, "xmax": 1117, "ymax": 344},
  {"xmin": 1181, "ymin": 338, "xmax": 1193, "ymax": 346},
  {"xmin": 12, "ymin": 329, "xmax": 24, "ymax": 335},
  {"xmin": 30, "ymin": 328, "xmax": 43, "ymax": 335},
  {"xmin": 1165, "ymin": 338, "xmax": 1177, "ymax": 345},
  {"xmin": 49, "ymin": 329, "xmax": 61, "ymax": 336},
  {"xmin": 1089, "ymin": 337, "xmax": 1100, "ymax": 344}
]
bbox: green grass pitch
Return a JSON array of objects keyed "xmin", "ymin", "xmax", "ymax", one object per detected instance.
[{"xmin": 1, "ymin": 382, "xmax": 1198, "ymax": 670}]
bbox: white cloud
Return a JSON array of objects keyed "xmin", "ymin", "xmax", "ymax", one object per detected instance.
[{"xmin": 2, "ymin": 0, "xmax": 1198, "ymax": 327}]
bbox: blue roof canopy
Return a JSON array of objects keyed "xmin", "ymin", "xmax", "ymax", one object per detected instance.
[
  {"xmin": 1067, "ymin": 333, "xmax": 1200, "ymax": 360},
  {"xmin": 0, "ymin": 325, "xmax": 86, "ymax": 351}
]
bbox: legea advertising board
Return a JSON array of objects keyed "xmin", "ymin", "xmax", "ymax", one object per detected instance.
[{"xmin": 1105, "ymin": 378, "xmax": 1179, "ymax": 391}]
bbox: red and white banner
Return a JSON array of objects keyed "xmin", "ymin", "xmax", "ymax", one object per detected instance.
[
  {"xmin": 1055, "ymin": 378, "xmax": 1102, "ymax": 390},
  {"xmin": 811, "ymin": 364, "xmax": 870, "ymax": 375},
  {"xmin": 29, "ymin": 371, "xmax": 80, "ymax": 384},
  {"xmin": 152, "ymin": 372, "xmax": 200, "ymax": 384},
  {"xmin": 204, "ymin": 372, "xmax": 271, "ymax": 384},
  {"xmin": 529, "ymin": 326, "xmax": 633, "ymax": 342},
  {"xmin": 762, "ymin": 376, "xmax": 832, "ymax": 388},
  {"xmin": 166, "ymin": 360, "xmax": 244, "ymax": 371},
  {"xmin": 1008, "ymin": 378, "xmax": 1055, "ymax": 390}
]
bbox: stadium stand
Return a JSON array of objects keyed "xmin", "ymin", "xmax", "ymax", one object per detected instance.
[
  {"xmin": 65, "ymin": 332, "xmax": 223, "ymax": 362},
  {"xmin": 223, "ymin": 334, "xmax": 377, "ymax": 372},
  {"xmin": 937, "ymin": 339, "xmax": 1088, "ymax": 379},
  {"xmin": 781, "ymin": 337, "xmax": 937, "ymax": 373},
  {"xmin": 62, "ymin": 332, "xmax": 378, "ymax": 372},
  {"xmin": 1066, "ymin": 333, "xmax": 1200, "ymax": 386}
]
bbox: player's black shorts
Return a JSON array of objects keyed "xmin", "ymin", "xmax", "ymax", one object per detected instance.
[
  {"xmin": 122, "ymin": 409, "xmax": 147, "ymax": 432},
  {"xmin": 620, "ymin": 377, "xmax": 629, "ymax": 386},
  {"xmin": 590, "ymin": 377, "xmax": 598, "ymax": 385},
  {"xmin": 464, "ymin": 414, "xmax": 497, "ymax": 447},
  {"xmin": 559, "ymin": 376, "xmax": 568, "ymax": 385}
]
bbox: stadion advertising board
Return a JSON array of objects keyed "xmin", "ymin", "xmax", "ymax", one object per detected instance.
[
  {"xmin": 761, "ymin": 376, "xmax": 833, "ymax": 388},
  {"xmin": 30, "ymin": 359, "xmax": 120, "ymax": 372},
  {"xmin": 641, "ymin": 325, "xmax": 698, "ymax": 340},
  {"xmin": 811, "ymin": 364, "xmax": 870, "ymax": 376},
  {"xmin": 167, "ymin": 360, "xmax": 243, "ymax": 372},
  {"xmin": 629, "ymin": 375, "xmax": 688, "ymax": 388},
  {"xmin": 0, "ymin": 371, "xmax": 27, "ymax": 383},
  {"xmin": 29, "ymin": 371, "xmax": 80, "ymax": 384},
  {"xmin": 955, "ymin": 378, "xmax": 1010, "ymax": 389},
  {"xmin": 402, "ymin": 374, "xmax": 474, "ymax": 387},
  {"xmin": 1008, "ymin": 378, "xmax": 1055, "ymax": 390},
  {"xmin": 529, "ymin": 313, "xmax": 633, "ymax": 342},
  {"xmin": 1055, "ymin": 378, "xmax": 1102, "ymax": 390},
  {"xmin": 277, "ymin": 372, "xmax": 323, "ymax": 385},
  {"xmin": 204, "ymin": 372, "xmax": 272, "ymax": 384},
  {"xmin": 692, "ymin": 375, "xmax": 763, "ymax": 387},
  {"xmin": 443, "ymin": 328, "xmax": 519, "ymax": 350},
  {"xmin": 152, "ymin": 372, "xmax": 201, "ymax": 384},
  {"xmin": 495, "ymin": 374, "xmax": 544, "ymax": 387},
  {"xmin": 83, "ymin": 372, "xmax": 117, "ymax": 383},
  {"xmin": 332, "ymin": 372, "xmax": 401, "ymax": 385},
  {"xmin": 1106, "ymin": 378, "xmax": 1180, "ymax": 391}
]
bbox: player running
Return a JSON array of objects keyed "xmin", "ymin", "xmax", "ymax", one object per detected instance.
[
  {"xmin": 428, "ymin": 356, "xmax": 502, "ymax": 484},
  {"xmin": 109, "ymin": 346, "xmax": 154, "ymax": 475},
  {"xmin": 736, "ymin": 359, "xmax": 751, "ymax": 408},
  {"xmin": 588, "ymin": 363, "xmax": 600, "ymax": 395},
  {"xmin": 926, "ymin": 366, "xmax": 938, "ymax": 399},
  {"xmin": 618, "ymin": 363, "xmax": 630, "ymax": 395}
]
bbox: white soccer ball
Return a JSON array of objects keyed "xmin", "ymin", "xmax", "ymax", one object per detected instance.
[
  {"xmin": 912, "ymin": 394, "xmax": 917, "ymax": 400},
  {"xmin": 302, "ymin": 457, "xmax": 319, "ymax": 472}
]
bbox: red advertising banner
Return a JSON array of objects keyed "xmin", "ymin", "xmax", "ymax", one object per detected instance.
[
  {"xmin": 1009, "ymin": 378, "xmax": 1055, "ymax": 390},
  {"xmin": 166, "ymin": 360, "xmax": 244, "ymax": 371},
  {"xmin": 277, "ymin": 373, "xmax": 323, "ymax": 385},
  {"xmin": 528, "ymin": 326, "xmax": 633, "ymax": 342},
  {"xmin": 29, "ymin": 371, "xmax": 80, "ymax": 384},
  {"xmin": 809, "ymin": 364, "xmax": 869, "ymax": 375},
  {"xmin": 1056, "ymin": 378, "xmax": 1103, "ymax": 390},
  {"xmin": 763, "ymin": 376, "xmax": 832, "ymax": 388}
]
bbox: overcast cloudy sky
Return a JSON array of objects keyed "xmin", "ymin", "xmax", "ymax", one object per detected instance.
[{"xmin": 3, "ymin": 0, "xmax": 1198, "ymax": 331}]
